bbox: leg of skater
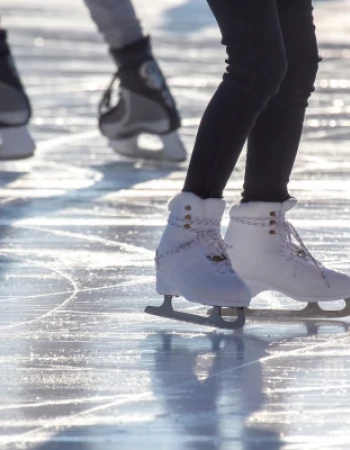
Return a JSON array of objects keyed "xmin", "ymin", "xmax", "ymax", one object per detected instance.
[
  {"xmin": 242, "ymin": 0, "xmax": 320, "ymax": 203},
  {"xmin": 0, "ymin": 25, "xmax": 35, "ymax": 159},
  {"xmin": 83, "ymin": 0, "xmax": 185, "ymax": 162},
  {"xmin": 225, "ymin": 0, "xmax": 350, "ymax": 307},
  {"xmin": 84, "ymin": 0, "xmax": 143, "ymax": 50},
  {"xmin": 151, "ymin": 0, "xmax": 291, "ymax": 327},
  {"xmin": 182, "ymin": 0, "xmax": 287, "ymax": 199}
]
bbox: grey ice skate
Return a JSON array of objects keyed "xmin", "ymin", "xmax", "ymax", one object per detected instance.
[{"xmin": 0, "ymin": 30, "xmax": 35, "ymax": 160}]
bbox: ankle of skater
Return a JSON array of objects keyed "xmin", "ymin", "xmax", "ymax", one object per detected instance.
[
  {"xmin": 240, "ymin": 188, "xmax": 292, "ymax": 204},
  {"xmin": 109, "ymin": 35, "xmax": 153, "ymax": 70},
  {"xmin": 181, "ymin": 188, "xmax": 224, "ymax": 201}
]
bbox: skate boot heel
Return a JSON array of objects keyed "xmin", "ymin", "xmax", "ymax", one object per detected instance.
[
  {"xmin": 156, "ymin": 270, "xmax": 179, "ymax": 296},
  {"xmin": 0, "ymin": 126, "xmax": 35, "ymax": 160},
  {"xmin": 0, "ymin": 30, "xmax": 35, "ymax": 160},
  {"xmin": 161, "ymin": 131, "xmax": 186, "ymax": 162}
]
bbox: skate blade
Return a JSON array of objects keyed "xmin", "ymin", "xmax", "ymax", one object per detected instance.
[
  {"xmin": 0, "ymin": 126, "xmax": 35, "ymax": 160},
  {"xmin": 145, "ymin": 295, "xmax": 245, "ymax": 330},
  {"xmin": 208, "ymin": 297, "xmax": 350, "ymax": 320},
  {"xmin": 110, "ymin": 131, "xmax": 186, "ymax": 163}
]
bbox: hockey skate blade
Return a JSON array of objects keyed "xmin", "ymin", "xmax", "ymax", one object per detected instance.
[
  {"xmin": 110, "ymin": 131, "xmax": 186, "ymax": 163},
  {"xmin": 208, "ymin": 297, "xmax": 350, "ymax": 320},
  {"xmin": 0, "ymin": 126, "xmax": 35, "ymax": 160},
  {"xmin": 145, "ymin": 295, "xmax": 245, "ymax": 330}
]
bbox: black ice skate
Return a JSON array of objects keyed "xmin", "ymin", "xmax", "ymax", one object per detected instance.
[
  {"xmin": 99, "ymin": 37, "xmax": 186, "ymax": 162},
  {"xmin": 0, "ymin": 29, "xmax": 35, "ymax": 160}
]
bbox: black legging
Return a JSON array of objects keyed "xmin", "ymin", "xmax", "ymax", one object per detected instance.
[{"xmin": 183, "ymin": 0, "xmax": 319, "ymax": 202}]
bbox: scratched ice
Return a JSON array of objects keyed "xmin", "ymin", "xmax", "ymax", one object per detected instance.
[{"xmin": 0, "ymin": 0, "xmax": 350, "ymax": 449}]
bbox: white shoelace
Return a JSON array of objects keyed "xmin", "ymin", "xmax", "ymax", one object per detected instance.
[
  {"xmin": 156, "ymin": 215, "xmax": 235, "ymax": 275},
  {"xmin": 231, "ymin": 214, "xmax": 330, "ymax": 287}
]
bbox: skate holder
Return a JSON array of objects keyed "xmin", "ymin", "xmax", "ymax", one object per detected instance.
[
  {"xmin": 145, "ymin": 295, "xmax": 245, "ymax": 330},
  {"xmin": 209, "ymin": 297, "xmax": 350, "ymax": 320}
]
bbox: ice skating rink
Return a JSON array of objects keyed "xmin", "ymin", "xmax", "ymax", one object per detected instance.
[{"xmin": 1, "ymin": 0, "xmax": 350, "ymax": 448}]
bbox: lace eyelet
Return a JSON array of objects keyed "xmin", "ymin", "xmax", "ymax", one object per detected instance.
[
  {"xmin": 207, "ymin": 255, "xmax": 227, "ymax": 262},
  {"xmin": 270, "ymin": 220, "xmax": 276, "ymax": 225},
  {"xmin": 270, "ymin": 211, "xmax": 277, "ymax": 217},
  {"xmin": 269, "ymin": 230, "xmax": 276, "ymax": 235},
  {"xmin": 185, "ymin": 205, "xmax": 191, "ymax": 211},
  {"xmin": 184, "ymin": 224, "xmax": 191, "ymax": 229},
  {"xmin": 185, "ymin": 215, "xmax": 191, "ymax": 220}
]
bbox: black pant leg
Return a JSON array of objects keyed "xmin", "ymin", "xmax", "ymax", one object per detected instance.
[
  {"xmin": 183, "ymin": 0, "xmax": 287, "ymax": 199},
  {"xmin": 242, "ymin": 0, "xmax": 319, "ymax": 202}
]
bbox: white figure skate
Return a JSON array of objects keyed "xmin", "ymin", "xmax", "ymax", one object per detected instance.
[
  {"xmin": 99, "ymin": 60, "xmax": 186, "ymax": 163},
  {"xmin": 219, "ymin": 199, "xmax": 350, "ymax": 320},
  {"xmin": 0, "ymin": 30, "xmax": 35, "ymax": 160},
  {"xmin": 145, "ymin": 192, "xmax": 251, "ymax": 329}
]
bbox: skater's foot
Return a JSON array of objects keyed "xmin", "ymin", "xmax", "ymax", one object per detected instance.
[
  {"xmin": 0, "ymin": 29, "xmax": 35, "ymax": 160},
  {"xmin": 225, "ymin": 199, "xmax": 350, "ymax": 303},
  {"xmin": 156, "ymin": 192, "xmax": 251, "ymax": 307},
  {"xmin": 99, "ymin": 36, "xmax": 186, "ymax": 162}
]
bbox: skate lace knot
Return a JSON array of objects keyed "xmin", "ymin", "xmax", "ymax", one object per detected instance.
[
  {"xmin": 197, "ymin": 228, "xmax": 233, "ymax": 275},
  {"xmin": 156, "ymin": 215, "xmax": 235, "ymax": 275},
  {"xmin": 231, "ymin": 214, "xmax": 330, "ymax": 287}
]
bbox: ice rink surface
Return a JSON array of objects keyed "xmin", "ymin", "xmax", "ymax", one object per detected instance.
[{"xmin": 1, "ymin": 0, "xmax": 350, "ymax": 448}]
